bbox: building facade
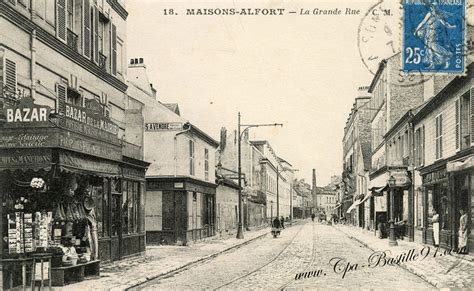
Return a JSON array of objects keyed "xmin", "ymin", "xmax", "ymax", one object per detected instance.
[
  {"xmin": 412, "ymin": 67, "xmax": 473, "ymax": 252},
  {"xmin": 0, "ymin": 0, "xmax": 149, "ymax": 287}
]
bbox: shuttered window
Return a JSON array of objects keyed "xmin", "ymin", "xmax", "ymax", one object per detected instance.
[
  {"xmin": 471, "ymin": 88, "xmax": 474, "ymax": 145},
  {"xmin": 111, "ymin": 24, "xmax": 117, "ymax": 75},
  {"xmin": 93, "ymin": 6, "xmax": 99, "ymax": 64},
  {"xmin": 56, "ymin": 0, "xmax": 67, "ymax": 42},
  {"xmin": 455, "ymin": 98, "xmax": 460, "ymax": 150},
  {"xmin": 83, "ymin": 0, "xmax": 91, "ymax": 58},
  {"xmin": 435, "ymin": 114, "xmax": 443, "ymax": 159},
  {"xmin": 5, "ymin": 59, "xmax": 17, "ymax": 96},
  {"xmin": 56, "ymin": 83, "xmax": 67, "ymax": 115}
]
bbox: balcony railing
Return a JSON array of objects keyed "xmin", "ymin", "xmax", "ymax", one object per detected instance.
[
  {"xmin": 99, "ymin": 53, "xmax": 107, "ymax": 71},
  {"xmin": 67, "ymin": 29, "xmax": 78, "ymax": 52}
]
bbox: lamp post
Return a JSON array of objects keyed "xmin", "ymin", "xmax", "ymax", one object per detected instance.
[
  {"xmin": 236, "ymin": 112, "xmax": 282, "ymax": 239},
  {"xmin": 388, "ymin": 175, "xmax": 398, "ymax": 246}
]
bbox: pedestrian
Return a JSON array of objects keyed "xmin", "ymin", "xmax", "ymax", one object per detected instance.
[
  {"xmin": 458, "ymin": 208, "xmax": 468, "ymax": 254},
  {"xmin": 272, "ymin": 217, "xmax": 281, "ymax": 228},
  {"xmin": 311, "ymin": 213, "xmax": 315, "ymax": 222},
  {"xmin": 431, "ymin": 208, "xmax": 440, "ymax": 247},
  {"xmin": 280, "ymin": 216, "xmax": 285, "ymax": 229}
]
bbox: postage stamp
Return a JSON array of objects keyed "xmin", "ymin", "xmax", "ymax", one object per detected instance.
[{"xmin": 402, "ymin": 0, "xmax": 466, "ymax": 74}]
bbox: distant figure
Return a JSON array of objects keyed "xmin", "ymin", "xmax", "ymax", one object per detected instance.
[
  {"xmin": 272, "ymin": 217, "xmax": 281, "ymax": 229},
  {"xmin": 311, "ymin": 213, "xmax": 315, "ymax": 222},
  {"xmin": 280, "ymin": 216, "xmax": 285, "ymax": 229},
  {"xmin": 458, "ymin": 208, "xmax": 468, "ymax": 254},
  {"xmin": 431, "ymin": 208, "xmax": 440, "ymax": 247}
]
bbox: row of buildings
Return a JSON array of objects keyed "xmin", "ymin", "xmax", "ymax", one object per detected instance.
[
  {"xmin": 0, "ymin": 1, "xmax": 337, "ymax": 282},
  {"xmin": 340, "ymin": 38, "xmax": 473, "ymax": 253}
]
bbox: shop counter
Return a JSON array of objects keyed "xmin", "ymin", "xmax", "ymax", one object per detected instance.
[{"xmin": 51, "ymin": 260, "xmax": 100, "ymax": 286}]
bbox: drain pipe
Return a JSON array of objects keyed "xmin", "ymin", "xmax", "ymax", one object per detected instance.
[
  {"xmin": 30, "ymin": 29, "xmax": 36, "ymax": 100},
  {"xmin": 174, "ymin": 122, "xmax": 191, "ymax": 177}
]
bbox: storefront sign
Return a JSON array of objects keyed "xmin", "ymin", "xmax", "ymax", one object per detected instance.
[
  {"xmin": 61, "ymin": 100, "xmax": 120, "ymax": 144},
  {"xmin": 389, "ymin": 169, "xmax": 411, "ymax": 187},
  {"xmin": 59, "ymin": 131, "xmax": 122, "ymax": 161},
  {"xmin": 422, "ymin": 167, "xmax": 447, "ymax": 185},
  {"xmin": 122, "ymin": 166, "xmax": 146, "ymax": 180},
  {"xmin": 0, "ymin": 149, "xmax": 52, "ymax": 168},
  {"xmin": 0, "ymin": 128, "xmax": 58, "ymax": 148},
  {"xmin": 145, "ymin": 122, "xmax": 183, "ymax": 131},
  {"xmin": 1, "ymin": 97, "xmax": 52, "ymax": 126}
]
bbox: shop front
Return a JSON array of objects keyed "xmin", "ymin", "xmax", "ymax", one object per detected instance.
[
  {"xmin": 0, "ymin": 98, "xmax": 147, "ymax": 288},
  {"xmin": 146, "ymin": 177, "xmax": 216, "ymax": 245}
]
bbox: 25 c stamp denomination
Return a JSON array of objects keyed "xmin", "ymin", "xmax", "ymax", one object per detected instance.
[{"xmin": 402, "ymin": 0, "xmax": 466, "ymax": 74}]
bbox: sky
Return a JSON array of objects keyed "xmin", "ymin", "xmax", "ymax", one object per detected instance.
[{"xmin": 126, "ymin": 0, "xmax": 392, "ymax": 186}]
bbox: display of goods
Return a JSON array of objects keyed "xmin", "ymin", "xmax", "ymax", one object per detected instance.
[
  {"xmin": 66, "ymin": 204, "xmax": 74, "ymax": 221},
  {"xmin": 54, "ymin": 204, "xmax": 65, "ymax": 222}
]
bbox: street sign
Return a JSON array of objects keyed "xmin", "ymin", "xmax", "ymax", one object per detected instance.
[{"xmin": 145, "ymin": 122, "xmax": 184, "ymax": 131}]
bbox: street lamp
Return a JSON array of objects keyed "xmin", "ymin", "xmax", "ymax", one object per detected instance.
[
  {"xmin": 236, "ymin": 112, "xmax": 283, "ymax": 239},
  {"xmin": 388, "ymin": 175, "xmax": 398, "ymax": 246}
]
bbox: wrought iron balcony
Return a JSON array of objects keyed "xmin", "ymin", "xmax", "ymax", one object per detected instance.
[
  {"xmin": 67, "ymin": 29, "xmax": 78, "ymax": 52},
  {"xmin": 99, "ymin": 53, "xmax": 107, "ymax": 71}
]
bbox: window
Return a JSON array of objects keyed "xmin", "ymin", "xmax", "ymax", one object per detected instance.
[
  {"xmin": 456, "ymin": 91, "xmax": 472, "ymax": 150},
  {"xmin": 435, "ymin": 114, "xmax": 443, "ymax": 159},
  {"xmin": 66, "ymin": 88, "xmax": 82, "ymax": 105},
  {"xmin": 67, "ymin": 0, "xmax": 73, "ymax": 30},
  {"xmin": 122, "ymin": 180, "xmax": 129, "ymax": 234},
  {"xmin": 204, "ymin": 148, "xmax": 209, "ymax": 181},
  {"xmin": 189, "ymin": 140, "xmax": 195, "ymax": 176},
  {"xmin": 116, "ymin": 41, "xmax": 123, "ymax": 74}
]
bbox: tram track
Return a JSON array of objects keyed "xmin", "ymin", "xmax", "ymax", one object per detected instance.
[
  {"xmin": 277, "ymin": 222, "xmax": 318, "ymax": 290},
  {"xmin": 213, "ymin": 222, "xmax": 306, "ymax": 291}
]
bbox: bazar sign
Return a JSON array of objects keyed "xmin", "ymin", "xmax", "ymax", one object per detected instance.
[
  {"xmin": 64, "ymin": 103, "xmax": 119, "ymax": 136},
  {"xmin": 2, "ymin": 97, "xmax": 52, "ymax": 124},
  {"xmin": 145, "ymin": 122, "xmax": 183, "ymax": 131}
]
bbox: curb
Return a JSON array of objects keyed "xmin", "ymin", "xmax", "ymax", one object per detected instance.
[
  {"xmin": 121, "ymin": 230, "xmax": 270, "ymax": 290},
  {"xmin": 333, "ymin": 226, "xmax": 442, "ymax": 289}
]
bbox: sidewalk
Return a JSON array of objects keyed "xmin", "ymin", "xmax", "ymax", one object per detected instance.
[
  {"xmin": 334, "ymin": 224, "xmax": 474, "ymax": 289},
  {"xmin": 57, "ymin": 222, "xmax": 298, "ymax": 291}
]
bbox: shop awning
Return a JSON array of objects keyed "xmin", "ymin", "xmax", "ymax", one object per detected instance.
[
  {"xmin": 369, "ymin": 185, "xmax": 388, "ymax": 196},
  {"xmin": 359, "ymin": 191, "xmax": 373, "ymax": 204},
  {"xmin": 59, "ymin": 151, "xmax": 120, "ymax": 177},
  {"xmin": 346, "ymin": 199, "xmax": 362, "ymax": 213},
  {"xmin": 447, "ymin": 156, "xmax": 473, "ymax": 172}
]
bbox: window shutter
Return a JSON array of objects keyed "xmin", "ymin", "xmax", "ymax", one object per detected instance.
[
  {"xmin": 56, "ymin": 0, "xmax": 67, "ymax": 42},
  {"xmin": 56, "ymin": 83, "xmax": 67, "ymax": 115},
  {"xmin": 83, "ymin": 0, "xmax": 91, "ymax": 59},
  {"xmin": 455, "ymin": 99, "xmax": 460, "ymax": 150},
  {"xmin": 421, "ymin": 125, "xmax": 425, "ymax": 165},
  {"xmin": 5, "ymin": 59, "xmax": 17, "ymax": 97},
  {"xmin": 93, "ymin": 6, "xmax": 99, "ymax": 64},
  {"xmin": 435, "ymin": 117, "xmax": 439, "ymax": 159},
  {"xmin": 111, "ymin": 23, "xmax": 117, "ymax": 75},
  {"xmin": 471, "ymin": 88, "xmax": 474, "ymax": 145}
]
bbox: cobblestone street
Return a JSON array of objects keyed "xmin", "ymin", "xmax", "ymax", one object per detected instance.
[{"xmin": 136, "ymin": 222, "xmax": 433, "ymax": 290}]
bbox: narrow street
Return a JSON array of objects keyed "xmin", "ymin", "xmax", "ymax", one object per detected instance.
[{"xmin": 135, "ymin": 222, "xmax": 433, "ymax": 290}]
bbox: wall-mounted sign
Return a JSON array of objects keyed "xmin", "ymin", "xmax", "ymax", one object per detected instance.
[
  {"xmin": 0, "ymin": 128, "xmax": 57, "ymax": 148},
  {"xmin": 2, "ymin": 97, "xmax": 52, "ymax": 124},
  {"xmin": 59, "ymin": 131, "xmax": 122, "ymax": 161},
  {"xmin": 145, "ymin": 122, "xmax": 183, "ymax": 131},
  {"xmin": 59, "ymin": 98, "xmax": 120, "ymax": 145},
  {"xmin": 174, "ymin": 182, "xmax": 184, "ymax": 189},
  {"xmin": 389, "ymin": 169, "xmax": 411, "ymax": 187}
]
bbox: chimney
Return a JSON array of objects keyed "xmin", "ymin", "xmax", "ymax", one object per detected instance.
[{"xmin": 220, "ymin": 127, "xmax": 227, "ymax": 151}]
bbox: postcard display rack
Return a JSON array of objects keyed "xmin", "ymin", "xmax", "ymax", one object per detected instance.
[{"xmin": 1, "ymin": 174, "xmax": 100, "ymax": 289}]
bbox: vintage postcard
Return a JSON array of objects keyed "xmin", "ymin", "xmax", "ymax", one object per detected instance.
[{"xmin": 0, "ymin": 0, "xmax": 473, "ymax": 290}]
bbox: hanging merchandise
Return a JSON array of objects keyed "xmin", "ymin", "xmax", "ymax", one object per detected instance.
[{"xmin": 66, "ymin": 204, "xmax": 74, "ymax": 221}]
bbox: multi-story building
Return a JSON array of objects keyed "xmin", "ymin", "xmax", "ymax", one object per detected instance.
[
  {"xmin": 126, "ymin": 58, "xmax": 219, "ymax": 245},
  {"xmin": 412, "ymin": 64, "xmax": 473, "ymax": 252},
  {"xmin": 292, "ymin": 178, "xmax": 312, "ymax": 219},
  {"xmin": 314, "ymin": 185, "xmax": 338, "ymax": 221},
  {"xmin": 342, "ymin": 87, "xmax": 372, "ymax": 227},
  {"xmin": 0, "ymin": 1, "xmax": 148, "ymax": 280},
  {"xmin": 367, "ymin": 54, "xmax": 425, "ymax": 239}
]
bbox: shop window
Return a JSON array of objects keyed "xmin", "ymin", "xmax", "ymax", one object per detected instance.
[{"xmin": 122, "ymin": 180, "xmax": 129, "ymax": 234}]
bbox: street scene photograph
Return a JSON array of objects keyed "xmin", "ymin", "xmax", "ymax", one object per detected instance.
[{"xmin": 0, "ymin": 0, "xmax": 473, "ymax": 290}]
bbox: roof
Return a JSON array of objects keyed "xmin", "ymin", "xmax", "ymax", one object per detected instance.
[
  {"xmin": 162, "ymin": 103, "xmax": 180, "ymax": 116},
  {"xmin": 189, "ymin": 123, "xmax": 219, "ymax": 148}
]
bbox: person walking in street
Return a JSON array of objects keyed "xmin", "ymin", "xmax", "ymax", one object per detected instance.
[
  {"xmin": 280, "ymin": 216, "xmax": 285, "ymax": 229},
  {"xmin": 458, "ymin": 208, "xmax": 468, "ymax": 254},
  {"xmin": 272, "ymin": 217, "xmax": 281, "ymax": 229},
  {"xmin": 431, "ymin": 208, "xmax": 440, "ymax": 247},
  {"xmin": 311, "ymin": 213, "xmax": 315, "ymax": 222}
]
